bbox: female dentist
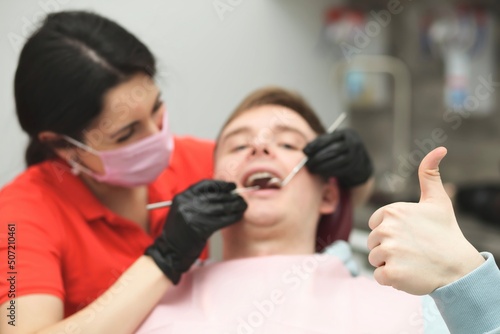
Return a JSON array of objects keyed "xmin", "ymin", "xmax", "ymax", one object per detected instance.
[{"xmin": 0, "ymin": 11, "xmax": 373, "ymax": 333}]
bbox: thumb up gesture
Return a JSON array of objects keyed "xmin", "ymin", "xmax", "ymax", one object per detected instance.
[{"xmin": 367, "ymin": 147, "xmax": 485, "ymax": 295}]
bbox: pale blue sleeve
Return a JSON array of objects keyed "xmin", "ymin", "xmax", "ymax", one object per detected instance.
[
  {"xmin": 421, "ymin": 295, "xmax": 449, "ymax": 333},
  {"xmin": 426, "ymin": 252, "xmax": 500, "ymax": 334}
]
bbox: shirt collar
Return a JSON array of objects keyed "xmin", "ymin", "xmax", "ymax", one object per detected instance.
[{"xmin": 39, "ymin": 159, "xmax": 111, "ymax": 222}]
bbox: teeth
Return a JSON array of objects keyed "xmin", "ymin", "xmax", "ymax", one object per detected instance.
[
  {"xmin": 245, "ymin": 172, "xmax": 281, "ymax": 187},
  {"xmin": 267, "ymin": 177, "xmax": 282, "ymax": 187}
]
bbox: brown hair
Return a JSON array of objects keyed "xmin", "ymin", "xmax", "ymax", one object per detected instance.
[{"xmin": 219, "ymin": 86, "xmax": 327, "ymax": 138}]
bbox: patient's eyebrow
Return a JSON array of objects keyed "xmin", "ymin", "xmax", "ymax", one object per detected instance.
[
  {"xmin": 219, "ymin": 126, "xmax": 252, "ymax": 144},
  {"xmin": 273, "ymin": 125, "xmax": 309, "ymax": 142},
  {"xmin": 220, "ymin": 125, "xmax": 310, "ymax": 146}
]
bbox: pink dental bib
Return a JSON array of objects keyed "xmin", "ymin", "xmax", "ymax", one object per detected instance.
[{"xmin": 136, "ymin": 254, "xmax": 423, "ymax": 334}]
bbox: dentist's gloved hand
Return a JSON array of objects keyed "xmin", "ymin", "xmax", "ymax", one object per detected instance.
[
  {"xmin": 303, "ymin": 128, "xmax": 373, "ymax": 188},
  {"xmin": 145, "ymin": 180, "xmax": 247, "ymax": 284}
]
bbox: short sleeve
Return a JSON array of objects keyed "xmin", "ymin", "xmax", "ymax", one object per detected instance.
[{"xmin": 0, "ymin": 185, "xmax": 65, "ymax": 305}]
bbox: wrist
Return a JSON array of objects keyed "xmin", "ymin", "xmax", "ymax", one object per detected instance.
[
  {"xmin": 139, "ymin": 255, "xmax": 176, "ymax": 287},
  {"xmin": 145, "ymin": 235, "xmax": 206, "ymax": 285},
  {"xmin": 144, "ymin": 245, "xmax": 182, "ymax": 284},
  {"xmin": 441, "ymin": 249, "xmax": 485, "ymax": 288},
  {"xmin": 455, "ymin": 252, "xmax": 486, "ymax": 281}
]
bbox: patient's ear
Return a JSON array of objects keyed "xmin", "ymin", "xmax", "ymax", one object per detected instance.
[{"xmin": 319, "ymin": 178, "xmax": 339, "ymax": 215}]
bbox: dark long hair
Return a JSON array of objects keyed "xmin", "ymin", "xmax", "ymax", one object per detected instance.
[{"xmin": 14, "ymin": 11, "xmax": 157, "ymax": 166}]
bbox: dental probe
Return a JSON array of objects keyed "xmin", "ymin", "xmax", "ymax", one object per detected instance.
[
  {"xmin": 269, "ymin": 112, "xmax": 347, "ymax": 188},
  {"xmin": 146, "ymin": 186, "xmax": 260, "ymax": 210}
]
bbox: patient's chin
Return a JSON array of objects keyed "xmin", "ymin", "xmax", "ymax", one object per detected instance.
[{"xmin": 243, "ymin": 205, "xmax": 282, "ymax": 226}]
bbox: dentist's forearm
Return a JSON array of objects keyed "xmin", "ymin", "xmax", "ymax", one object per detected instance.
[{"xmin": 37, "ymin": 256, "xmax": 171, "ymax": 334}]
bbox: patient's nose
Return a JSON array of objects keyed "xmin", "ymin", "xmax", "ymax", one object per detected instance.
[{"xmin": 251, "ymin": 144, "xmax": 271, "ymax": 156}]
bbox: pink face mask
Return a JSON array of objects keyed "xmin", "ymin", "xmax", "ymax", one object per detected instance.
[{"xmin": 63, "ymin": 109, "xmax": 174, "ymax": 187}]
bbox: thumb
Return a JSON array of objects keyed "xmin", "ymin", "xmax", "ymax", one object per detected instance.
[{"xmin": 418, "ymin": 147, "xmax": 448, "ymax": 204}]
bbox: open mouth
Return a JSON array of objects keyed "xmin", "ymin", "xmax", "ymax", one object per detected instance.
[{"xmin": 244, "ymin": 172, "xmax": 282, "ymax": 190}]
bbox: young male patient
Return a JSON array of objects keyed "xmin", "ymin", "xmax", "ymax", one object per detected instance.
[{"xmin": 136, "ymin": 87, "xmax": 500, "ymax": 334}]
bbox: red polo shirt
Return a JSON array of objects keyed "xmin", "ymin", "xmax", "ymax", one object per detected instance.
[{"xmin": 0, "ymin": 136, "xmax": 214, "ymax": 317}]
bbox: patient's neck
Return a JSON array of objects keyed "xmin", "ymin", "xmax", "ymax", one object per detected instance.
[{"xmin": 221, "ymin": 222, "xmax": 316, "ymax": 260}]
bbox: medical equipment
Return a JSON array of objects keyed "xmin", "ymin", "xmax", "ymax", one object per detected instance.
[
  {"xmin": 422, "ymin": 6, "xmax": 495, "ymax": 115},
  {"xmin": 267, "ymin": 112, "xmax": 347, "ymax": 188},
  {"xmin": 146, "ymin": 186, "xmax": 260, "ymax": 210},
  {"xmin": 324, "ymin": 7, "xmax": 390, "ymax": 109}
]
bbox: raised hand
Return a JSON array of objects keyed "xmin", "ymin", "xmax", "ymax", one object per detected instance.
[{"xmin": 367, "ymin": 147, "xmax": 485, "ymax": 295}]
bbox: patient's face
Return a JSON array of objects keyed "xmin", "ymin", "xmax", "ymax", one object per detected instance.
[{"xmin": 214, "ymin": 105, "xmax": 336, "ymax": 233}]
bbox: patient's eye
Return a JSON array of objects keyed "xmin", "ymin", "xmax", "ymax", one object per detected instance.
[
  {"xmin": 225, "ymin": 135, "xmax": 251, "ymax": 153},
  {"xmin": 232, "ymin": 145, "xmax": 248, "ymax": 152},
  {"xmin": 279, "ymin": 142, "xmax": 299, "ymax": 150},
  {"xmin": 275, "ymin": 131, "xmax": 304, "ymax": 151}
]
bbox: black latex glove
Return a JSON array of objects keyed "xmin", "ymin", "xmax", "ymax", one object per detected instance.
[
  {"xmin": 303, "ymin": 128, "xmax": 373, "ymax": 188},
  {"xmin": 145, "ymin": 180, "xmax": 247, "ymax": 284}
]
